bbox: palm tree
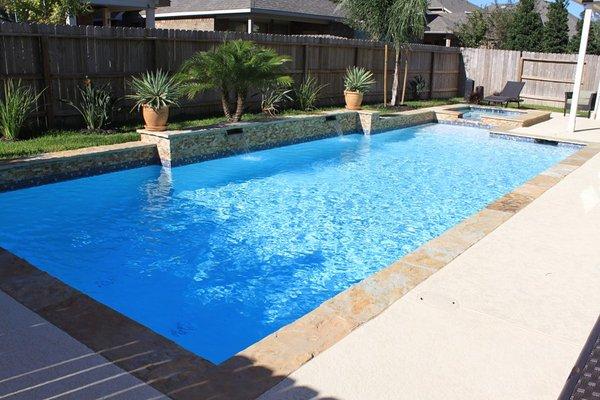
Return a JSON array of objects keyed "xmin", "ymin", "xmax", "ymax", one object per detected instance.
[
  {"xmin": 178, "ymin": 40, "xmax": 293, "ymax": 122},
  {"xmin": 341, "ymin": 0, "xmax": 427, "ymax": 105}
]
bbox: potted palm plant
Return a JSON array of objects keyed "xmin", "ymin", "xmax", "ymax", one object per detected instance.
[
  {"xmin": 128, "ymin": 70, "xmax": 180, "ymax": 131},
  {"xmin": 343, "ymin": 66, "xmax": 376, "ymax": 110}
]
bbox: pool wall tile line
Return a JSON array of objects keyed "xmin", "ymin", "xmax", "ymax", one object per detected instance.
[
  {"xmin": 1, "ymin": 144, "xmax": 598, "ymax": 400},
  {"xmin": 490, "ymin": 131, "xmax": 586, "ymax": 148}
]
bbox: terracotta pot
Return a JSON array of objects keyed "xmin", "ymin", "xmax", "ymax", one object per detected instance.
[
  {"xmin": 344, "ymin": 91, "xmax": 364, "ymax": 110},
  {"xmin": 142, "ymin": 105, "xmax": 169, "ymax": 131}
]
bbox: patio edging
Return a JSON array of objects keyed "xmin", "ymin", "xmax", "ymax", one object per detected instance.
[{"xmin": 0, "ymin": 139, "xmax": 597, "ymax": 400}]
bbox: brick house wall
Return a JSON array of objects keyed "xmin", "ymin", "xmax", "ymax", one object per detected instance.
[{"xmin": 155, "ymin": 17, "xmax": 215, "ymax": 30}]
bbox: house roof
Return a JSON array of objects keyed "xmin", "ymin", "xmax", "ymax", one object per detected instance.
[
  {"xmin": 426, "ymin": 0, "xmax": 481, "ymax": 34},
  {"xmin": 155, "ymin": 0, "xmax": 345, "ymax": 20},
  {"xmin": 154, "ymin": 0, "xmax": 485, "ymax": 36}
]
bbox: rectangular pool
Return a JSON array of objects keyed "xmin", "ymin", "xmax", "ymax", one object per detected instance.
[{"xmin": 0, "ymin": 124, "xmax": 575, "ymax": 363}]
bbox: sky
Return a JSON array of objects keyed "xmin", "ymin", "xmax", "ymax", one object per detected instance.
[{"xmin": 469, "ymin": 0, "xmax": 584, "ymax": 17}]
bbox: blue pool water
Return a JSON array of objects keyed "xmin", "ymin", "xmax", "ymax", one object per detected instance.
[
  {"xmin": 459, "ymin": 106, "xmax": 524, "ymax": 121},
  {"xmin": 0, "ymin": 124, "xmax": 574, "ymax": 363}
]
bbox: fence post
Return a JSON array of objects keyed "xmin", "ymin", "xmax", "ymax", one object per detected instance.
[
  {"xmin": 516, "ymin": 51, "xmax": 524, "ymax": 82},
  {"xmin": 353, "ymin": 46, "xmax": 359, "ymax": 67},
  {"xmin": 302, "ymin": 44, "xmax": 309, "ymax": 82},
  {"xmin": 39, "ymin": 36, "xmax": 55, "ymax": 128},
  {"xmin": 429, "ymin": 51, "xmax": 436, "ymax": 99},
  {"xmin": 384, "ymin": 44, "xmax": 388, "ymax": 106}
]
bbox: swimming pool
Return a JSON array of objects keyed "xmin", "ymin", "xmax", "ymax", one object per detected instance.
[{"xmin": 0, "ymin": 124, "xmax": 575, "ymax": 363}]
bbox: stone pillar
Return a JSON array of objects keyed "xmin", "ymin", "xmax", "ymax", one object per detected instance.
[
  {"xmin": 445, "ymin": 35, "xmax": 452, "ymax": 47},
  {"xmin": 139, "ymin": 130, "xmax": 173, "ymax": 167},
  {"xmin": 145, "ymin": 8, "xmax": 156, "ymax": 28},
  {"xmin": 357, "ymin": 111, "xmax": 379, "ymax": 135}
]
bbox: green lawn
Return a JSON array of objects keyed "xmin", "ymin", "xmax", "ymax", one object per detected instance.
[{"xmin": 0, "ymin": 131, "xmax": 140, "ymax": 160}]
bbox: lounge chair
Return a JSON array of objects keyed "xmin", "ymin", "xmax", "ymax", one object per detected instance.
[
  {"xmin": 483, "ymin": 81, "xmax": 525, "ymax": 108},
  {"xmin": 564, "ymin": 90, "xmax": 597, "ymax": 118}
]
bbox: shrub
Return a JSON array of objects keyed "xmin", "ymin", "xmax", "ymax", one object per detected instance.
[
  {"xmin": 0, "ymin": 80, "xmax": 43, "ymax": 141},
  {"xmin": 295, "ymin": 75, "xmax": 327, "ymax": 111},
  {"xmin": 261, "ymin": 83, "xmax": 292, "ymax": 117},
  {"xmin": 178, "ymin": 40, "xmax": 292, "ymax": 122},
  {"xmin": 344, "ymin": 66, "xmax": 376, "ymax": 94},
  {"xmin": 127, "ymin": 70, "xmax": 181, "ymax": 111},
  {"xmin": 409, "ymin": 75, "xmax": 428, "ymax": 100},
  {"xmin": 63, "ymin": 81, "xmax": 114, "ymax": 131}
]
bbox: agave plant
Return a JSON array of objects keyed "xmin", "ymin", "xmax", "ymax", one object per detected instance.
[
  {"xmin": 294, "ymin": 75, "xmax": 328, "ymax": 111},
  {"xmin": 0, "ymin": 80, "xmax": 43, "ymax": 140},
  {"xmin": 63, "ymin": 81, "xmax": 114, "ymax": 131},
  {"xmin": 178, "ymin": 40, "xmax": 292, "ymax": 122},
  {"xmin": 127, "ymin": 70, "xmax": 181, "ymax": 111},
  {"xmin": 409, "ymin": 74, "xmax": 428, "ymax": 100},
  {"xmin": 261, "ymin": 83, "xmax": 293, "ymax": 117},
  {"xmin": 344, "ymin": 67, "xmax": 376, "ymax": 94}
]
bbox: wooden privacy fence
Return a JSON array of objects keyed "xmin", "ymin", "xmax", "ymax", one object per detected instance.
[
  {"xmin": 462, "ymin": 47, "xmax": 600, "ymax": 108},
  {"xmin": 0, "ymin": 22, "xmax": 460, "ymax": 128}
]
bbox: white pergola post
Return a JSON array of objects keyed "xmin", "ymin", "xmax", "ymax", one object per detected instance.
[
  {"xmin": 247, "ymin": 18, "xmax": 253, "ymax": 34},
  {"xmin": 568, "ymin": 6, "xmax": 593, "ymax": 133}
]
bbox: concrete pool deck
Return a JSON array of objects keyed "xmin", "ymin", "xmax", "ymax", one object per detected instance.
[
  {"xmin": 500, "ymin": 112, "xmax": 600, "ymax": 145},
  {"xmin": 261, "ymin": 145, "xmax": 600, "ymax": 399},
  {"xmin": 0, "ymin": 290, "xmax": 168, "ymax": 400}
]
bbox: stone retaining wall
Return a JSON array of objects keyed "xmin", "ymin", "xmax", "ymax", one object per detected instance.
[
  {"xmin": 0, "ymin": 142, "xmax": 159, "ymax": 191},
  {"xmin": 358, "ymin": 110, "xmax": 437, "ymax": 134},
  {"xmin": 140, "ymin": 112, "xmax": 360, "ymax": 167},
  {"xmin": 1, "ymin": 109, "xmax": 444, "ymax": 190}
]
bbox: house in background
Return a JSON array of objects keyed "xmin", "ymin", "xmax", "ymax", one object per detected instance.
[
  {"xmin": 152, "ymin": 0, "xmax": 484, "ymax": 45},
  {"xmin": 67, "ymin": 0, "xmax": 170, "ymax": 28},
  {"xmin": 153, "ymin": 0, "xmax": 353, "ymax": 37},
  {"xmin": 424, "ymin": 0, "xmax": 481, "ymax": 46}
]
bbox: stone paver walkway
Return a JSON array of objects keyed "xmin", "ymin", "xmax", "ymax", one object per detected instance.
[{"xmin": 260, "ymin": 151, "xmax": 600, "ymax": 399}]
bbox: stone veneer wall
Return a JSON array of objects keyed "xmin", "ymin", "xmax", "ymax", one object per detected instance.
[
  {"xmin": 358, "ymin": 110, "xmax": 437, "ymax": 134},
  {"xmin": 140, "ymin": 112, "xmax": 361, "ymax": 167},
  {"xmin": 0, "ymin": 143, "xmax": 159, "ymax": 192},
  {"xmin": 1, "ymin": 109, "xmax": 442, "ymax": 191}
]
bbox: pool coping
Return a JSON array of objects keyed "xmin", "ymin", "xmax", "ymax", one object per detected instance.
[{"xmin": 1, "ymin": 132, "xmax": 598, "ymax": 400}]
